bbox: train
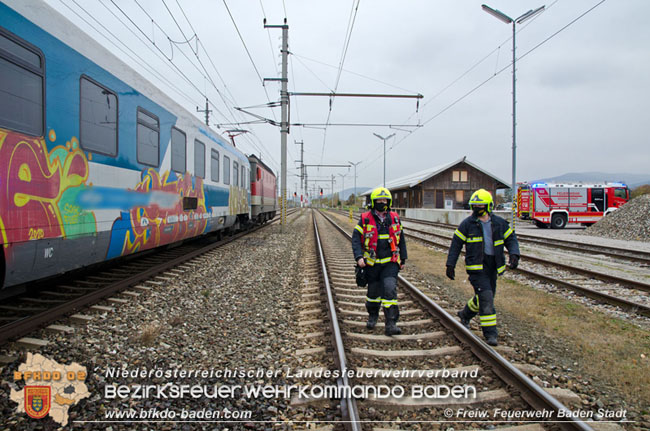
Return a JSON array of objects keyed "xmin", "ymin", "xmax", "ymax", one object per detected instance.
[{"xmin": 0, "ymin": 0, "xmax": 277, "ymax": 293}]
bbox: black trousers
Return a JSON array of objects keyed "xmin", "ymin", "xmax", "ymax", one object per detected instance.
[
  {"xmin": 460, "ymin": 255, "xmax": 498, "ymax": 337},
  {"xmin": 364, "ymin": 262, "xmax": 399, "ymax": 318}
]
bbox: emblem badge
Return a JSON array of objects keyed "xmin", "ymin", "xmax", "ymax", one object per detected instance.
[{"xmin": 25, "ymin": 386, "xmax": 51, "ymax": 419}]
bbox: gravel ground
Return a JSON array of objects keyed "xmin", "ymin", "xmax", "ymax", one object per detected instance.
[
  {"xmin": 580, "ymin": 194, "xmax": 650, "ymax": 243},
  {"xmin": 1, "ymin": 211, "xmax": 310, "ymax": 430}
]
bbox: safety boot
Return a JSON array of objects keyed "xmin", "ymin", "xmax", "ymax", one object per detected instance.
[
  {"xmin": 457, "ymin": 310, "xmax": 471, "ymax": 330},
  {"xmin": 383, "ymin": 305, "xmax": 401, "ymax": 336},
  {"xmin": 366, "ymin": 313, "xmax": 378, "ymax": 329},
  {"xmin": 485, "ymin": 335, "xmax": 498, "ymax": 346}
]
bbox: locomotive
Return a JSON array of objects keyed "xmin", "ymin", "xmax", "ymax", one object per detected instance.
[{"xmin": 0, "ymin": 0, "xmax": 277, "ymax": 293}]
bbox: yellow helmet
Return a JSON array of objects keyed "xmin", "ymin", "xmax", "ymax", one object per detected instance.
[
  {"xmin": 469, "ymin": 189, "xmax": 494, "ymax": 212},
  {"xmin": 370, "ymin": 187, "xmax": 392, "ymax": 209}
]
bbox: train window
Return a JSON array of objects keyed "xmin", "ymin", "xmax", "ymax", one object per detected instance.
[
  {"xmin": 233, "ymin": 161, "xmax": 239, "ymax": 187},
  {"xmin": 241, "ymin": 165, "xmax": 246, "ymax": 189},
  {"xmin": 135, "ymin": 107, "xmax": 158, "ymax": 166},
  {"xmin": 257, "ymin": 167, "xmax": 261, "ymax": 181},
  {"xmin": 171, "ymin": 127, "xmax": 186, "ymax": 173},
  {"xmin": 0, "ymin": 31, "xmax": 44, "ymax": 136},
  {"xmin": 194, "ymin": 139, "xmax": 205, "ymax": 178},
  {"xmin": 81, "ymin": 76, "xmax": 118, "ymax": 156},
  {"xmin": 210, "ymin": 149, "xmax": 219, "ymax": 182},
  {"xmin": 223, "ymin": 155, "xmax": 231, "ymax": 185}
]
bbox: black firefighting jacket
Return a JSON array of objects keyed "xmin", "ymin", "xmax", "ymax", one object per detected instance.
[
  {"xmin": 446, "ymin": 214, "xmax": 520, "ymax": 275},
  {"xmin": 352, "ymin": 210, "xmax": 407, "ymax": 265}
]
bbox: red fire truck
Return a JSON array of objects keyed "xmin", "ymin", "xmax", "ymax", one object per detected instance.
[{"xmin": 518, "ymin": 182, "xmax": 629, "ymax": 229}]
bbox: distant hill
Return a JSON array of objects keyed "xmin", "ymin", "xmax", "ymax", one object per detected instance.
[
  {"xmin": 321, "ymin": 187, "xmax": 370, "ymax": 201},
  {"xmin": 530, "ymin": 172, "xmax": 650, "ymax": 189}
]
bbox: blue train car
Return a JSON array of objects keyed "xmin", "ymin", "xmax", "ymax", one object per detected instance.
[{"xmin": 0, "ymin": 0, "xmax": 251, "ymax": 291}]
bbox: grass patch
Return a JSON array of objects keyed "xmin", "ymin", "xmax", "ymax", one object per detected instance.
[
  {"xmin": 137, "ymin": 323, "xmax": 161, "ymax": 346},
  {"xmin": 407, "ymin": 239, "xmax": 650, "ymax": 406}
]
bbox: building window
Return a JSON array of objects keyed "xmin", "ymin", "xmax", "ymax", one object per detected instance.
[
  {"xmin": 210, "ymin": 149, "xmax": 219, "ymax": 182},
  {"xmin": 0, "ymin": 31, "xmax": 44, "ymax": 136},
  {"xmin": 81, "ymin": 76, "xmax": 118, "ymax": 156},
  {"xmin": 194, "ymin": 139, "xmax": 205, "ymax": 179},
  {"xmin": 223, "ymin": 155, "xmax": 231, "ymax": 185},
  {"xmin": 452, "ymin": 170, "xmax": 468, "ymax": 182},
  {"xmin": 171, "ymin": 127, "xmax": 186, "ymax": 173},
  {"xmin": 455, "ymin": 190, "xmax": 464, "ymax": 202}
]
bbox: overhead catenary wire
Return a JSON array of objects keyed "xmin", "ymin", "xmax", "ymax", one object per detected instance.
[
  {"xmin": 358, "ymin": 0, "xmax": 606, "ymax": 177},
  {"xmin": 58, "ymin": 0, "xmax": 202, "ymax": 109},
  {"xmin": 319, "ymin": 0, "xmax": 361, "ymax": 165},
  {"xmin": 170, "ymin": 0, "xmax": 282, "ymax": 169}
]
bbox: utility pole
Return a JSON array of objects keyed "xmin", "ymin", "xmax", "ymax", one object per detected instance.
[
  {"xmin": 348, "ymin": 160, "xmax": 362, "ymax": 207},
  {"xmin": 196, "ymin": 98, "xmax": 212, "ymax": 126},
  {"xmin": 331, "ymin": 175, "xmax": 336, "ymax": 208},
  {"xmin": 295, "ymin": 140, "xmax": 304, "ymax": 205},
  {"xmin": 264, "ymin": 19, "xmax": 289, "ymax": 231}
]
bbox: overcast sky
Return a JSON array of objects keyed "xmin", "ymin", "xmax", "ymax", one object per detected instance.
[{"xmin": 42, "ymin": 0, "xmax": 650, "ymax": 195}]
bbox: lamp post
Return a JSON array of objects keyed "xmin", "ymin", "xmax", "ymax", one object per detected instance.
[
  {"xmin": 482, "ymin": 3, "xmax": 544, "ymax": 226},
  {"xmin": 338, "ymin": 173, "xmax": 347, "ymax": 205},
  {"xmin": 348, "ymin": 160, "xmax": 362, "ymax": 208},
  {"xmin": 373, "ymin": 133, "xmax": 395, "ymax": 187}
]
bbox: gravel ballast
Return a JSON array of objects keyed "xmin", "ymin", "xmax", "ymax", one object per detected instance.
[
  {"xmin": 1, "ymin": 212, "xmax": 311, "ymax": 430},
  {"xmin": 581, "ymin": 194, "xmax": 650, "ymax": 242}
]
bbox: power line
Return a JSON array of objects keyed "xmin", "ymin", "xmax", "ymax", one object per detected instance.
[
  {"xmin": 291, "ymin": 52, "xmax": 418, "ymax": 94},
  {"xmin": 171, "ymin": 0, "xmax": 279, "ymax": 162},
  {"xmin": 320, "ymin": 0, "xmax": 362, "ymax": 164},
  {"xmin": 58, "ymin": 0, "xmax": 202, "ymax": 109},
  {"xmin": 358, "ymin": 0, "xmax": 604, "ymax": 177}
]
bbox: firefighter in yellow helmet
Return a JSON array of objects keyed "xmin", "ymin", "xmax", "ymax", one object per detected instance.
[
  {"xmin": 445, "ymin": 189, "xmax": 520, "ymax": 346},
  {"xmin": 352, "ymin": 187, "xmax": 407, "ymax": 336}
]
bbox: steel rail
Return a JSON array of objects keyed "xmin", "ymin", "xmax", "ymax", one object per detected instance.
[
  {"xmin": 403, "ymin": 226, "xmax": 650, "ymax": 293},
  {"xmin": 312, "ymin": 211, "xmax": 361, "ymax": 431},
  {"xmin": 401, "ymin": 229, "xmax": 650, "ymax": 318},
  {"xmin": 318, "ymin": 210, "xmax": 594, "ymax": 431},
  {"xmin": 0, "ymin": 210, "xmax": 298, "ymax": 346}
]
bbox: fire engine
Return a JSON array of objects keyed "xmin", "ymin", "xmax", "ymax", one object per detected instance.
[{"xmin": 518, "ymin": 182, "xmax": 629, "ymax": 229}]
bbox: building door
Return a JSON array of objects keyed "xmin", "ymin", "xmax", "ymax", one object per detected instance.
[
  {"xmin": 436, "ymin": 190, "xmax": 444, "ymax": 208},
  {"xmin": 591, "ymin": 188, "xmax": 605, "ymax": 212}
]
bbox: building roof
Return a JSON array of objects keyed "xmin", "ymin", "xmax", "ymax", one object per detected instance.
[{"xmin": 361, "ymin": 156, "xmax": 510, "ymax": 196}]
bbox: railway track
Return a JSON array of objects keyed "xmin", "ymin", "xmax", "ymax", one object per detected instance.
[
  {"xmin": 336, "ymin": 209, "xmax": 650, "ymax": 266},
  {"xmin": 0, "ymin": 209, "xmax": 300, "ymax": 348},
  {"xmin": 292, "ymin": 209, "xmax": 593, "ymax": 430},
  {"xmin": 332, "ymin": 209, "xmax": 650, "ymax": 318},
  {"xmin": 400, "ymin": 225, "xmax": 650, "ymax": 318}
]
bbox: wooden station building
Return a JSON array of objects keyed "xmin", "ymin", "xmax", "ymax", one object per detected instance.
[{"xmin": 363, "ymin": 156, "xmax": 510, "ymax": 209}]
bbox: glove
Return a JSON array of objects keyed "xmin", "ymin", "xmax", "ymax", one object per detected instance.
[
  {"xmin": 509, "ymin": 254, "xmax": 520, "ymax": 270},
  {"xmin": 446, "ymin": 265, "xmax": 455, "ymax": 280}
]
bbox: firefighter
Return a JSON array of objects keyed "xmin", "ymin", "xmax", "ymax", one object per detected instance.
[
  {"xmin": 445, "ymin": 189, "xmax": 520, "ymax": 346},
  {"xmin": 352, "ymin": 187, "xmax": 407, "ymax": 336}
]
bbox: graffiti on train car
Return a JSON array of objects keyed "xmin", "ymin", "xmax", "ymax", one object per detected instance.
[
  {"xmin": 0, "ymin": 128, "xmax": 93, "ymax": 250},
  {"xmin": 1, "ymin": 128, "xmax": 214, "ymax": 262},
  {"xmin": 119, "ymin": 168, "xmax": 208, "ymax": 255}
]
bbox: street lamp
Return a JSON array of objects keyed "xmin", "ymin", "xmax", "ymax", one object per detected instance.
[
  {"xmin": 373, "ymin": 133, "xmax": 395, "ymax": 187},
  {"xmin": 348, "ymin": 160, "xmax": 362, "ymax": 207},
  {"xmin": 338, "ymin": 173, "xmax": 347, "ymax": 205},
  {"xmin": 482, "ymin": 3, "xmax": 544, "ymax": 227}
]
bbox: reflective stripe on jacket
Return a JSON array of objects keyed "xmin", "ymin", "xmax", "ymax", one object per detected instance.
[{"xmin": 446, "ymin": 214, "xmax": 520, "ymax": 275}]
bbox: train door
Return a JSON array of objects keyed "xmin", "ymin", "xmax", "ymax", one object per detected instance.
[{"xmin": 590, "ymin": 188, "xmax": 605, "ymax": 212}]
